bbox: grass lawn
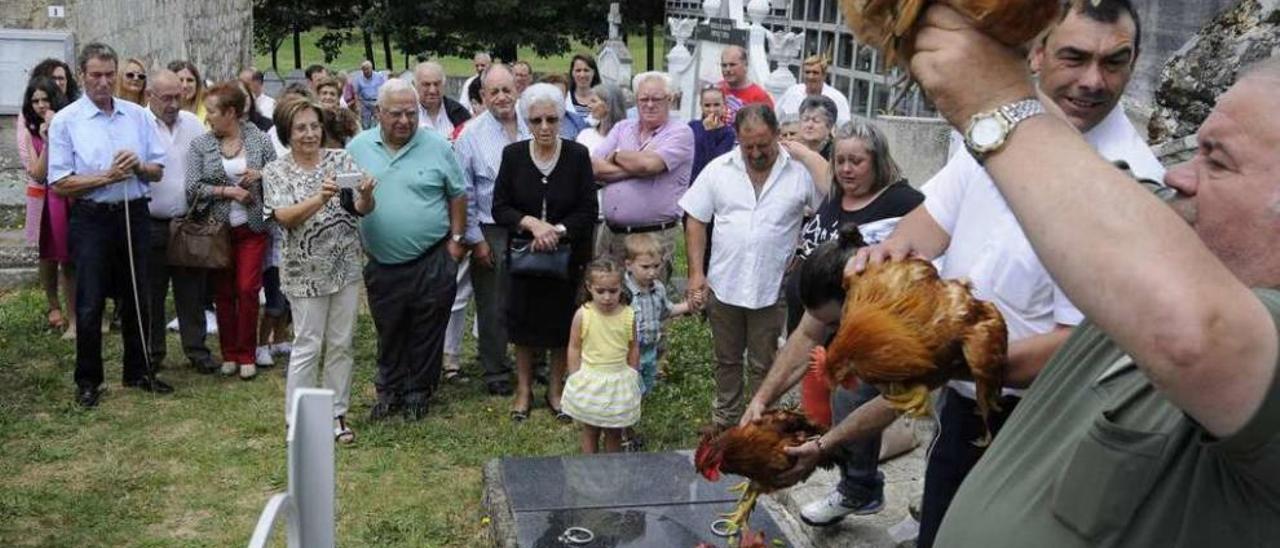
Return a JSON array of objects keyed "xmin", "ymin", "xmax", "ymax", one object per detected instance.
[
  {"xmin": 0, "ymin": 257, "xmax": 714, "ymax": 545},
  {"xmin": 255, "ymin": 29, "xmax": 667, "ymax": 78}
]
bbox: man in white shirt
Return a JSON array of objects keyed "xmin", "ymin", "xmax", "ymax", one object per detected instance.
[
  {"xmin": 775, "ymin": 55, "xmax": 852, "ymax": 125},
  {"xmin": 145, "ymin": 70, "xmax": 214, "ymax": 374},
  {"xmin": 681, "ymin": 103, "xmax": 828, "ymax": 427},
  {"xmin": 238, "ymin": 68, "xmax": 275, "ymax": 120},
  {"xmin": 413, "ymin": 61, "xmax": 472, "ymax": 140},
  {"xmin": 457, "ymin": 52, "xmax": 492, "ymax": 116},
  {"xmin": 767, "ymin": 2, "xmax": 1164, "ymax": 542}
]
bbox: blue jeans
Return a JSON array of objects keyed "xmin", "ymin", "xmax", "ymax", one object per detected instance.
[
  {"xmin": 70, "ymin": 199, "xmax": 152, "ymax": 388},
  {"xmin": 832, "ymin": 382, "xmax": 885, "ymax": 502},
  {"xmin": 637, "ymin": 343, "xmax": 659, "ymax": 395}
]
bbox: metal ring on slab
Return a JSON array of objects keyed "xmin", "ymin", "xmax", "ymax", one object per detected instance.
[
  {"xmin": 558, "ymin": 526, "xmax": 595, "ymax": 545},
  {"xmin": 710, "ymin": 518, "xmax": 739, "ymax": 537}
]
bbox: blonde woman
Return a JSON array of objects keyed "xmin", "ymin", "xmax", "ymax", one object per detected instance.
[
  {"xmin": 168, "ymin": 60, "xmax": 208, "ymax": 123},
  {"xmin": 115, "ymin": 57, "xmax": 147, "ymax": 105}
]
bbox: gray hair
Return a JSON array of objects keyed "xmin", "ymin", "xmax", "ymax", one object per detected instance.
[
  {"xmin": 413, "ymin": 61, "xmax": 445, "ymax": 81},
  {"xmin": 832, "ymin": 119, "xmax": 902, "ymax": 195},
  {"xmin": 799, "ymin": 95, "xmax": 839, "ymax": 129},
  {"xmin": 519, "ymin": 83, "xmax": 566, "ymax": 120},
  {"xmin": 378, "ymin": 77, "xmax": 419, "ymax": 106},
  {"xmin": 360, "ymin": 60, "xmax": 373, "ymax": 70},
  {"xmin": 591, "ymin": 83, "xmax": 628, "ymax": 132},
  {"xmin": 77, "ymin": 42, "xmax": 118, "ymax": 73},
  {"xmin": 631, "ymin": 71, "xmax": 672, "ymax": 95}
]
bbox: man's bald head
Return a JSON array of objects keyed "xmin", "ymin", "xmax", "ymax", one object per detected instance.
[
  {"xmin": 482, "ymin": 63, "xmax": 518, "ymax": 121},
  {"xmin": 721, "ymin": 46, "xmax": 749, "ymax": 88},
  {"xmin": 483, "ymin": 63, "xmax": 516, "ymax": 89},
  {"xmin": 147, "ymin": 70, "xmax": 183, "ymax": 125}
]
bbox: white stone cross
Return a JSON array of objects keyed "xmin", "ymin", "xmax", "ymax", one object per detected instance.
[{"xmin": 608, "ymin": 3, "xmax": 622, "ymax": 41}]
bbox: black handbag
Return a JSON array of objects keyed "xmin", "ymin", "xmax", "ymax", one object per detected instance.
[
  {"xmin": 167, "ymin": 197, "xmax": 230, "ymax": 269},
  {"xmin": 507, "ymin": 190, "xmax": 571, "ymax": 280}
]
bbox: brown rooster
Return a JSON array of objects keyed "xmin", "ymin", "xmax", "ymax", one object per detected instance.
[
  {"xmin": 694, "ymin": 410, "xmax": 833, "ymax": 532},
  {"xmin": 839, "ymin": 0, "xmax": 1063, "ymax": 66},
  {"xmin": 819, "ymin": 258, "xmax": 1008, "ymax": 444}
]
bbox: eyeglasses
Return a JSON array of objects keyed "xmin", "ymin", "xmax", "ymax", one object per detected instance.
[
  {"xmin": 637, "ymin": 96, "xmax": 668, "ymax": 105},
  {"xmin": 529, "ymin": 116, "xmax": 560, "ymax": 126},
  {"xmin": 125, "ymin": 72, "xmax": 146, "ymax": 81},
  {"xmin": 382, "ymin": 110, "xmax": 416, "ymax": 120}
]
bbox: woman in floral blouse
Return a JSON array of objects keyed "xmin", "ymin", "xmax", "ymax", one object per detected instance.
[{"xmin": 263, "ymin": 97, "xmax": 375, "ymax": 443}]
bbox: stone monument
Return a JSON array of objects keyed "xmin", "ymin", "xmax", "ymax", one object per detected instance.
[{"xmin": 596, "ymin": 3, "xmax": 634, "ymax": 89}]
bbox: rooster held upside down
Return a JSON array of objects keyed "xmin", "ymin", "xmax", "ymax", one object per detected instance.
[
  {"xmin": 839, "ymin": 0, "xmax": 1063, "ymax": 66},
  {"xmin": 821, "ymin": 258, "xmax": 1008, "ymax": 443},
  {"xmin": 694, "ymin": 410, "xmax": 833, "ymax": 532}
]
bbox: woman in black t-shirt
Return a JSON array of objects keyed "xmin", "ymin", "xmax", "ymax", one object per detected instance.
[
  {"xmin": 786, "ymin": 121, "xmax": 924, "ymax": 333},
  {"xmin": 779, "ymin": 121, "xmax": 923, "ymax": 526}
]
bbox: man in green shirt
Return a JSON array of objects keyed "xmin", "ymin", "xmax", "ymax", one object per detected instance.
[
  {"xmin": 347, "ymin": 78, "xmax": 468, "ymax": 421},
  {"xmin": 777, "ymin": 2, "xmax": 1280, "ymax": 545}
]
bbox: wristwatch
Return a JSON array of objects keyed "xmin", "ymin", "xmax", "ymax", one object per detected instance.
[
  {"xmin": 963, "ymin": 98, "xmax": 1046, "ymax": 164},
  {"xmin": 450, "ymin": 233, "xmax": 464, "ymax": 244}
]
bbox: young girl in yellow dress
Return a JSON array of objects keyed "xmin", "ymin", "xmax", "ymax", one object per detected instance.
[{"xmin": 562, "ymin": 259, "xmax": 642, "ymax": 453}]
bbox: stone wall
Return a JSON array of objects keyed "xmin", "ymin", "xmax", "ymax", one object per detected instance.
[
  {"xmin": 1148, "ymin": 0, "xmax": 1280, "ymax": 142},
  {"xmin": 870, "ymin": 116, "xmax": 952, "ymax": 188},
  {"xmin": 1, "ymin": 0, "xmax": 252, "ymax": 81},
  {"xmin": 1128, "ymin": 1, "xmax": 1239, "ymax": 107}
]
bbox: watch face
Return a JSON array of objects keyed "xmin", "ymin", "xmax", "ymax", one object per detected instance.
[{"xmin": 971, "ymin": 117, "xmax": 1005, "ymax": 149}]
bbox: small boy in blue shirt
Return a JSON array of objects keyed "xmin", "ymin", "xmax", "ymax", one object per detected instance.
[{"xmin": 623, "ymin": 234, "xmax": 691, "ymax": 395}]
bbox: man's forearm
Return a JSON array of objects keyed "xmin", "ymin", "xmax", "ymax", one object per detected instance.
[
  {"xmin": 613, "ymin": 151, "xmax": 667, "ymax": 178},
  {"xmin": 591, "ymin": 157, "xmax": 630, "ymax": 183},
  {"xmin": 52, "ymin": 174, "xmax": 113, "ymax": 197},
  {"xmin": 448, "ymin": 195, "xmax": 467, "ymax": 236},
  {"xmin": 1004, "ymin": 325, "xmax": 1073, "ymax": 388},
  {"xmin": 985, "ymin": 115, "xmax": 1275, "ymax": 436},
  {"xmin": 820, "ymin": 395, "xmax": 899, "ymax": 447},
  {"xmin": 752, "ymin": 314, "xmax": 825, "ymax": 408},
  {"xmin": 885, "ymin": 205, "xmax": 950, "ymax": 260},
  {"xmin": 684, "ymin": 217, "xmax": 707, "ymax": 279}
]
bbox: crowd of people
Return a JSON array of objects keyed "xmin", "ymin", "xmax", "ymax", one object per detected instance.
[{"xmin": 16, "ymin": 0, "xmax": 1278, "ymax": 543}]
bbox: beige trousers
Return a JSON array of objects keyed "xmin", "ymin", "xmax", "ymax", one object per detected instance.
[{"xmin": 707, "ymin": 290, "xmax": 785, "ymax": 427}]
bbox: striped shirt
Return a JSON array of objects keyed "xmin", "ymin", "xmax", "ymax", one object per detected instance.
[
  {"xmin": 625, "ymin": 272, "xmax": 674, "ymax": 347},
  {"xmin": 453, "ymin": 111, "xmax": 530, "ymax": 244}
]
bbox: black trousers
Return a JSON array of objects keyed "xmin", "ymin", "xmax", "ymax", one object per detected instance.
[
  {"xmin": 70, "ymin": 199, "xmax": 152, "ymax": 388},
  {"xmin": 364, "ymin": 240, "xmax": 457, "ymax": 404},
  {"xmin": 147, "ymin": 218, "xmax": 211, "ymax": 366},
  {"xmin": 917, "ymin": 386, "xmax": 1020, "ymax": 547}
]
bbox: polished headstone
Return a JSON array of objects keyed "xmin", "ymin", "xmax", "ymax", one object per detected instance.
[{"xmin": 499, "ymin": 451, "xmax": 791, "ymax": 547}]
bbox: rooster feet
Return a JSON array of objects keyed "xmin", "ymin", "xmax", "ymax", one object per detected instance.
[{"xmin": 882, "ymin": 384, "xmax": 932, "ymax": 417}]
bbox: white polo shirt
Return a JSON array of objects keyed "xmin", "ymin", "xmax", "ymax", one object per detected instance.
[
  {"xmin": 680, "ymin": 146, "xmax": 820, "ymax": 310},
  {"xmin": 924, "ymin": 104, "xmax": 1165, "ymax": 399},
  {"xmin": 775, "ymin": 83, "xmax": 852, "ymax": 125}
]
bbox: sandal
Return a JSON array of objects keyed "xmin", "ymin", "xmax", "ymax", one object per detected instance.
[
  {"xmin": 510, "ymin": 407, "xmax": 530, "ymax": 422},
  {"xmin": 545, "ymin": 395, "xmax": 573, "ymax": 424},
  {"xmin": 334, "ymin": 415, "xmax": 355, "ymax": 444},
  {"xmin": 47, "ymin": 308, "xmax": 66, "ymax": 330}
]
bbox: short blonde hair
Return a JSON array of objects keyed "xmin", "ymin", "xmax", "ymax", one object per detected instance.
[
  {"xmin": 623, "ymin": 233, "xmax": 663, "ymax": 261},
  {"xmin": 802, "ymin": 54, "xmax": 830, "ymax": 72}
]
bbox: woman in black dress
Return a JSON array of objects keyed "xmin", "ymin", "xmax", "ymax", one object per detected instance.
[{"xmin": 492, "ymin": 83, "xmax": 599, "ymax": 422}]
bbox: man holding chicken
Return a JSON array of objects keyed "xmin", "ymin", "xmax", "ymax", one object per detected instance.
[{"xmin": 745, "ymin": 0, "xmax": 1162, "ymax": 542}]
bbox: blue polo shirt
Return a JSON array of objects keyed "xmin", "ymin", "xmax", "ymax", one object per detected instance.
[
  {"xmin": 48, "ymin": 95, "xmax": 166, "ymax": 203},
  {"xmin": 346, "ymin": 127, "xmax": 466, "ymax": 265}
]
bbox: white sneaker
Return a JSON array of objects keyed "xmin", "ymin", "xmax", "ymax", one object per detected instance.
[
  {"xmin": 166, "ymin": 318, "xmax": 179, "ymax": 332},
  {"xmin": 255, "ymin": 346, "xmax": 274, "ymax": 366},
  {"xmin": 205, "ymin": 310, "xmax": 219, "ymax": 334},
  {"xmin": 800, "ymin": 489, "xmax": 884, "ymax": 527},
  {"xmin": 239, "ymin": 363, "xmax": 257, "ymax": 380},
  {"xmin": 271, "ymin": 342, "xmax": 292, "ymax": 356},
  {"xmin": 220, "ymin": 361, "xmax": 237, "ymax": 376}
]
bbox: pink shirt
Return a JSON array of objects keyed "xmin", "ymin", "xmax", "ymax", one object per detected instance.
[{"xmin": 592, "ymin": 118, "xmax": 694, "ymax": 227}]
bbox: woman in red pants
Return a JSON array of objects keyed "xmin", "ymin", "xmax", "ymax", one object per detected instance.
[{"xmin": 185, "ymin": 81, "xmax": 278, "ymax": 379}]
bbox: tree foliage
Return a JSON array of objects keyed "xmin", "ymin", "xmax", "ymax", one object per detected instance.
[{"xmin": 253, "ymin": 0, "xmax": 621, "ymax": 70}]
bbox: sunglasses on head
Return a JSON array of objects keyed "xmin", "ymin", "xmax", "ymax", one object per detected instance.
[{"xmin": 125, "ymin": 72, "xmax": 146, "ymax": 81}]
